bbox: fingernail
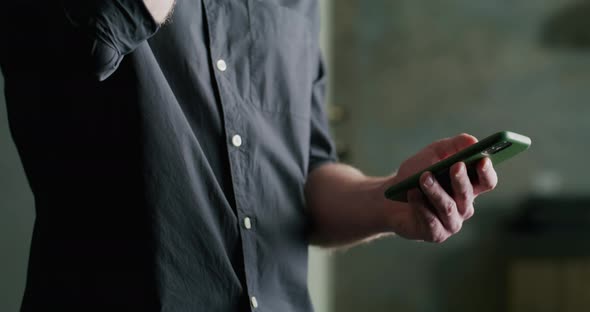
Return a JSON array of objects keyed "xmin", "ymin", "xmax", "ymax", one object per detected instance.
[{"xmin": 423, "ymin": 174, "xmax": 434, "ymax": 188}]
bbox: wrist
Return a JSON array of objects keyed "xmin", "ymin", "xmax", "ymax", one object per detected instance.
[{"xmin": 363, "ymin": 175, "xmax": 401, "ymax": 235}]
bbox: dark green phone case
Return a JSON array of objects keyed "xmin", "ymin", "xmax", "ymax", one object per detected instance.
[{"xmin": 384, "ymin": 131, "xmax": 532, "ymax": 202}]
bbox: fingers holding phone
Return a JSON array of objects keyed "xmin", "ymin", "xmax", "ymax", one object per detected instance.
[
  {"xmin": 449, "ymin": 161, "xmax": 475, "ymax": 219},
  {"xmin": 385, "ymin": 131, "xmax": 530, "ymax": 202},
  {"xmin": 383, "ymin": 131, "xmax": 529, "ymax": 243},
  {"xmin": 472, "ymin": 158, "xmax": 498, "ymax": 195}
]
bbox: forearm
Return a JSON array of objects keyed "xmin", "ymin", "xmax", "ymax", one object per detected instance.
[
  {"xmin": 305, "ymin": 163, "xmax": 395, "ymax": 248},
  {"xmin": 305, "ymin": 134, "xmax": 498, "ymax": 248}
]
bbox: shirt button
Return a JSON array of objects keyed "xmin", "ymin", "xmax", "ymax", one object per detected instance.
[
  {"xmin": 216, "ymin": 59, "xmax": 227, "ymax": 72},
  {"xmin": 251, "ymin": 296, "xmax": 259, "ymax": 309},
  {"xmin": 231, "ymin": 134, "xmax": 242, "ymax": 147},
  {"xmin": 244, "ymin": 217, "xmax": 252, "ymax": 230}
]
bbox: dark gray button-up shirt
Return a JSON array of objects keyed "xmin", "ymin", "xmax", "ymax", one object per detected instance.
[{"xmin": 1, "ymin": 0, "xmax": 336, "ymax": 311}]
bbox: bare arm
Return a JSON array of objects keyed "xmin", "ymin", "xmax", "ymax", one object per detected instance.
[
  {"xmin": 305, "ymin": 134, "xmax": 498, "ymax": 248},
  {"xmin": 305, "ymin": 163, "xmax": 393, "ymax": 246}
]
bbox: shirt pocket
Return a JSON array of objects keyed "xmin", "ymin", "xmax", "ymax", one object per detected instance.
[{"xmin": 248, "ymin": 0, "xmax": 314, "ymax": 118}]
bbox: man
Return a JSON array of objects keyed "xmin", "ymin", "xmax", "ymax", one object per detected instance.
[{"xmin": 0, "ymin": 0, "xmax": 497, "ymax": 311}]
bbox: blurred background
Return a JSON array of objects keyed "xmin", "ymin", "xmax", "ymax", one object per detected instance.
[{"xmin": 2, "ymin": 0, "xmax": 590, "ymax": 311}]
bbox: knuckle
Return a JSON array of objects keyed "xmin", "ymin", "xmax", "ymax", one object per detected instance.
[
  {"xmin": 425, "ymin": 215, "xmax": 438, "ymax": 229},
  {"xmin": 456, "ymin": 188, "xmax": 470, "ymax": 202},
  {"xmin": 431, "ymin": 232, "xmax": 448, "ymax": 243},
  {"xmin": 422, "ymin": 216, "xmax": 447, "ymax": 243},
  {"xmin": 429, "ymin": 143, "xmax": 449, "ymax": 160},
  {"xmin": 444, "ymin": 201, "xmax": 456, "ymax": 216}
]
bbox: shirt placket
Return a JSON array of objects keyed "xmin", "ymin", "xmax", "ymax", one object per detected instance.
[{"xmin": 201, "ymin": 0, "xmax": 261, "ymax": 310}]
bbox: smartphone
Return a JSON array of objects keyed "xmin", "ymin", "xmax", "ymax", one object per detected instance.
[{"xmin": 384, "ymin": 131, "xmax": 532, "ymax": 202}]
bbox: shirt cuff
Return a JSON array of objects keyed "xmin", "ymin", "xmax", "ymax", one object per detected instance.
[{"xmin": 89, "ymin": 1, "xmax": 160, "ymax": 80}]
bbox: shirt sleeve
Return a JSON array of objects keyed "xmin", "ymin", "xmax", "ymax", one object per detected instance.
[
  {"xmin": 308, "ymin": 55, "xmax": 339, "ymax": 174},
  {"xmin": 62, "ymin": 0, "xmax": 160, "ymax": 81}
]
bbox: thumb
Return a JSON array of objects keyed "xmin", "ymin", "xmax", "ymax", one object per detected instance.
[{"xmin": 428, "ymin": 133, "xmax": 478, "ymax": 160}]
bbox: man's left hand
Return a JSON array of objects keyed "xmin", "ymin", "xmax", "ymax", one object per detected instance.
[{"xmin": 378, "ymin": 133, "xmax": 498, "ymax": 243}]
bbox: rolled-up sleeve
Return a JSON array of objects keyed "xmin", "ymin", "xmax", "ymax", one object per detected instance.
[
  {"xmin": 308, "ymin": 56, "xmax": 338, "ymax": 174},
  {"xmin": 63, "ymin": 0, "xmax": 160, "ymax": 81}
]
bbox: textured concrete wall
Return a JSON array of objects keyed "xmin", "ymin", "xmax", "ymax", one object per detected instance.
[{"xmin": 330, "ymin": 0, "xmax": 590, "ymax": 311}]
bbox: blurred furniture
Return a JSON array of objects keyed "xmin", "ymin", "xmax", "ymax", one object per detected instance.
[{"xmin": 504, "ymin": 197, "xmax": 590, "ymax": 312}]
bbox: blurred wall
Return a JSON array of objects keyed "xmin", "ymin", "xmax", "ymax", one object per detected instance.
[
  {"xmin": 329, "ymin": 0, "xmax": 590, "ymax": 311},
  {"xmin": 308, "ymin": 0, "xmax": 334, "ymax": 312},
  {"xmin": 0, "ymin": 73, "xmax": 35, "ymax": 311}
]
